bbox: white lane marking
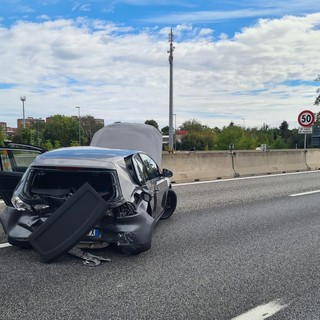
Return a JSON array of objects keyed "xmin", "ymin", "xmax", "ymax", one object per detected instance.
[
  {"xmin": 290, "ymin": 190, "xmax": 320, "ymax": 197},
  {"xmin": 231, "ymin": 300, "xmax": 287, "ymax": 320},
  {"xmin": 0, "ymin": 243, "xmax": 12, "ymax": 249},
  {"xmin": 173, "ymin": 170, "xmax": 320, "ymax": 187}
]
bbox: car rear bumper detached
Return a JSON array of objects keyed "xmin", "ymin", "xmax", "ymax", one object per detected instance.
[
  {"xmin": 0, "ymin": 190, "xmax": 155, "ymax": 259},
  {"xmin": 1, "ymin": 207, "xmax": 155, "ymax": 251}
]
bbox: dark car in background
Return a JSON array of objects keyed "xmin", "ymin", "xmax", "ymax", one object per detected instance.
[{"xmin": 0, "ymin": 123, "xmax": 177, "ymax": 261}]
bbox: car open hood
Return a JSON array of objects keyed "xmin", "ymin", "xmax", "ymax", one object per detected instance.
[{"xmin": 90, "ymin": 123, "xmax": 163, "ymax": 166}]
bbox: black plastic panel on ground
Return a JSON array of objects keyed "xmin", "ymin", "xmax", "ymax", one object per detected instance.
[{"xmin": 28, "ymin": 182, "xmax": 108, "ymax": 262}]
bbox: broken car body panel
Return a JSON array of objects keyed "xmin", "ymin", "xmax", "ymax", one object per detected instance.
[
  {"xmin": 0, "ymin": 125, "xmax": 176, "ymax": 260},
  {"xmin": 28, "ymin": 182, "xmax": 108, "ymax": 262}
]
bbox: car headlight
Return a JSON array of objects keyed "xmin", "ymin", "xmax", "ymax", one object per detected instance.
[{"xmin": 11, "ymin": 196, "xmax": 32, "ymax": 212}]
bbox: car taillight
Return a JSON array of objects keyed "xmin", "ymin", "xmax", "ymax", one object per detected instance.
[{"xmin": 114, "ymin": 202, "xmax": 136, "ymax": 218}]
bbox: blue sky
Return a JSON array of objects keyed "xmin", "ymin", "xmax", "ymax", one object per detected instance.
[
  {"xmin": 1, "ymin": 1, "xmax": 319, "ymax": 36},
  {"xmin": 1, "ymin": 0, "xmax": 320, "ymax": 129}
]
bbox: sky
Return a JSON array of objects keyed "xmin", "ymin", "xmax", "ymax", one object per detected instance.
[{"xmin": 1, "ymin": 0, "xmax": 320, "ymax": 130}]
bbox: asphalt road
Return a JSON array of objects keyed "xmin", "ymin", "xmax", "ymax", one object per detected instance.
[{"xmin": 1, "ymin": 171, "xmax": 320, "ymax": 319}]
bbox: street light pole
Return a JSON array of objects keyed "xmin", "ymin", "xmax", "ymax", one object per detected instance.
[
  {"xmin": 75, "ymin": 106, "xmax": 81, "ymax": 146},
  {"xmin": 168, "ymin": 28, "xmax": 175, "ymax": 151},
  {"xmin": 20, "ymin": 96, "xmax": 26, "ymax": 128}
]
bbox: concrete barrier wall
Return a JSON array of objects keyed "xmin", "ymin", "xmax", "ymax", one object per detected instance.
[
  {"xmin": 162, "ymin": 152, "xmax": 235, "ymax": 182},
  {"xmin": 162, "ymin": 150, "xmax": 320, "ymax": 183},
  {"xmin": 305, "ymin": 149, "xmax": 320, "ymax": 170}
]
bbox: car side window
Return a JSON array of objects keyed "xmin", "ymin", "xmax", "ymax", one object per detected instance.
[
  {"xmin": 0, "ymin": 149, "xmax": 40, "ymax": 172},
  {"xmin": 139, "ymin": 153, "xmax": 160, "ymax": 180},
  {"xmin": 0, "ymin": 150, "xmax": 13, "ymax": 171},
  {"xmin": 132, "ymin": 155, "xmax": 148, "ymax": 184},
  {"xmin": 0, "ymin": 148, "xmax": 40, "ymax": 172}
]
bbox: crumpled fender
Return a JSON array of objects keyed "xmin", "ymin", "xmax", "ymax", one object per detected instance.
[{"xmin": 0, "ymin": 206, "xmax": 34, "ymax": 247}]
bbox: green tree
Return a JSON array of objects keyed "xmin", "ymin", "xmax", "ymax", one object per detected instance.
[
  {"xmin": 290, "ymin": 128, "xmax": 304, "ymax": 149},
  {"xmin": 270, "ymin": 135, "xmax": 288, "ymax": 149},
  {"xmin": 0, "ymin": 129, "xmax": 4, "ymax": 146},
  {"xmin": 215, "ymin": 125, "xmax": 257, "ymax": 150},
  {"xmin": 12, "ymin": 128, "xmax": 37, "ymax": 145},
  {"xmin": 43, "ymin": 115, "xmax": 80, "ymax": 147},
  {"xmin": 145, "ymin": 119, "xmax": 159, "ymax": 129},
  {"xmin": 179, "ymin": 119, "xmax": 216, "ymax": 150},
  {"xmin": 315, "ymin": 74, "xmax": 320, "ymax": 106},
  {"xmin": 180, "ymin": 119, "xmax": 207, "ymax": 132},
  {"xmin": 29, "ymin": 119, "xmax": 46, "ymax": 146},
  {"xmin": 180, "ymin": 130, "xmax": 216, "ymax": 151},
  {"xmin": 251, "ymin": 125, "xmax": 275, "ymax": 148},
  {"xmin": 279, "ymin": 120, "xmax": 290, "ymax": 140},
  {"xmin": 161, "ymin": 126, "xmax": 169, "ymax": 135},
  {"xmin": 43, "ymin": 140, "xmax": 54, "ymax": 150},
  {"xmin": 81, "ymin": 115, "xmax": 104, "ymax": 145}
]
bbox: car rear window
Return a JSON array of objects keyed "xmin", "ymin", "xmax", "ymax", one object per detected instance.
[{"xmin": 28, "ymin": 168, "xmax": 117, "ymax": 201}]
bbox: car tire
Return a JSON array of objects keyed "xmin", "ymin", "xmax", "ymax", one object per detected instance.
[{"xmin": 160, "ymin": 189, "xmax": 177, "ymax": 220}]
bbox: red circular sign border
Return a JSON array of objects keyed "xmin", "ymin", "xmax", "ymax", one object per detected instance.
[{"xmin": 298, "ymin": 110, "xmax": 315, "ymax": 127}]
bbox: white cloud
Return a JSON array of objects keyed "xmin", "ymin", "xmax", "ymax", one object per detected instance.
[
  {"xmin": 72, "ymin": 1, "xmax": 91, "ymax": 12},
  {"xmin": 0, "ymin": 13, "xmax": 320, "ymax": 130},
  {"xmin": 36, "ymin": 14, "xmax": 50, "ymax": 21}
]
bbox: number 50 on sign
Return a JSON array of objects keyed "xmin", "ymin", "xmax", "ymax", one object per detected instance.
[{"xmin": 298, "ymin": 110, "xmax": 315, "ymax": 127}]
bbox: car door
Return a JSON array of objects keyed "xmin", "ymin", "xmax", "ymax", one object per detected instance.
[
  {"xmin": 0, "ymin": 145, "xmax": 45, "ymax": 206},
  {"xmin": 138, "ymin": 153, "xmax": 168, "ymax": 220}
]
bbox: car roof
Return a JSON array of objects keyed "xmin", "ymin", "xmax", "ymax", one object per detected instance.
[{"xmin": 32, "ymin": 146, "xmax": 139, "ymax": 169}]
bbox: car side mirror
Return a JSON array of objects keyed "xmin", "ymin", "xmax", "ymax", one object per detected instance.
[{"xmin": 162, "ymin": 168, "xmax": 173, "ymax": 178}]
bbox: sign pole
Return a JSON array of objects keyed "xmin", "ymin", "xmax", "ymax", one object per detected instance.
[{"xmin": 304, "ymin": 133, "xmax": 307, "ymax": 150}]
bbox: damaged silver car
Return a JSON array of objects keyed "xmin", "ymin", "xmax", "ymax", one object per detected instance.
[{"xmin": 0, "ymin": 123, "xmax": 177, "ymax": 262}]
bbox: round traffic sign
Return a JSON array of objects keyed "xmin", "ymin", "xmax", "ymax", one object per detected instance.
[{"xmin": 298, "ymin": 110, "xmax": 315, "ymax": 127}]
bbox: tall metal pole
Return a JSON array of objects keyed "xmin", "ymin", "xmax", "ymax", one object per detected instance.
[
  {"xmin": 173, "ymin": 113, "xmax": 177, "ymax": 151},
  {"xmin": 168, "ymin": 28, "xmax": 175, "ymax": 151},
  {"xmin": 20, "ymin": 96, "xmax": 26, "ymax": 128},
  {"xmin": 75, "ymin": 106, "xmax": 81, "ymax": 146}
]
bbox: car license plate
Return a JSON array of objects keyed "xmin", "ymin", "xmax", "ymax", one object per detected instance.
[{"xmin": 87, "ymin": 228, "xmax": 100, "ymax": 237}]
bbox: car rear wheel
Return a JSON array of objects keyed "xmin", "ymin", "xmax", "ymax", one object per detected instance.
[{"xmin": 160, "ymin": 189, "xmax": 177, "ymax": 220}]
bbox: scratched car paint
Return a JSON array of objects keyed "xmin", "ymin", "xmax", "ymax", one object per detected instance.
[{"xmin": 0, "ymin": 123, "xmax": 177, "ymax": 262}]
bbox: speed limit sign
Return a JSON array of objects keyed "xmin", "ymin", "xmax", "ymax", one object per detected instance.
[{"xmin": 298, "ymin": 110, "xmax": 315, "ymax": 127}]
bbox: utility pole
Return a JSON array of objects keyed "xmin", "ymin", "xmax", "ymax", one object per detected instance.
[{"xmin": 168, "ymin": 28, "xmax": 175, "ymax": 151}]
